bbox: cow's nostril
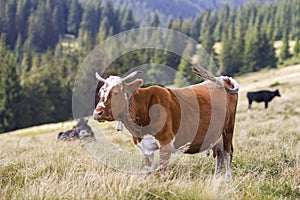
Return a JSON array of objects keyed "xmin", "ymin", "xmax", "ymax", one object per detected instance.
[{"xmin": 98, "ymin": 110, "xmax": 103, "ymax": 116}]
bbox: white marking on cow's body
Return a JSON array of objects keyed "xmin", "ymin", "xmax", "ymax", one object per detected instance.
[
  {"xmin": 115, "ymin": 121, "xmax": 123, "ymax": 131},
  {"xmin": 218, "ymin": 76, "xmax": 240, "ymax": 92},
  {"xmin": 225, "ymin": 152, "xmax": 231, "ymax": 180},
  {"xmin": 136, "ymin": 134, "xmax": 160, "ymax": 156},
  {"xmin": 136, "ymin": 134, "xmax": 160, "ymax": 172},
  {"xmin": 171, "ymin": 137, "xmax": 191, "ymax": 153}
]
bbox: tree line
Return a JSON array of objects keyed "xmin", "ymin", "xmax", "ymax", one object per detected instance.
[
  {"xmin": 0, "ymin": 0, "xmax": 139, "ymax": 132},
  {"xmin": 0, "ymin": 0, "xmax": 300, "ymax": 133}
]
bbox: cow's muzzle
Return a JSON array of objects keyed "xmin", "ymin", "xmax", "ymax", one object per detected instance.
[
  {"xmin": 93, "ymin": 109, "xmax": 114, "ymax": 122},
  {"xmin": 93, "ymin": 109, "xmax": 104, "ymax": 122}
]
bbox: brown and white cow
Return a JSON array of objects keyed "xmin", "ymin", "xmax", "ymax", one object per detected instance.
[{"xmin": 93, "ymin": 66, "xmax": 239, "ymax": 179}]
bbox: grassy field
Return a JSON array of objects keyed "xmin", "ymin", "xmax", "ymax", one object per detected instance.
[{"xmin": 1, "ymin": 65, "xmax": 300, "ymax": 199}]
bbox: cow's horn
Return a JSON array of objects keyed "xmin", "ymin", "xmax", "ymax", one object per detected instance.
[
  {"xmin": 122, "ymin": 70, "xmax": 142, "ymax": 82},
  {"xmin": 95, "ymin": 72, "xmax": 106, "ymax": 82}
]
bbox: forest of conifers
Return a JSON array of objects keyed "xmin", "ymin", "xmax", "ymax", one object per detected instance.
[{"xmin": 0, "ymin": 0, "xmax": 300, "ymax": 133}]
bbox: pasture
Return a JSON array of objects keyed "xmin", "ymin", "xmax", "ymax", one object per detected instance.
[{"xmin": 1, "ymin": 65, "xmax": 300, "ymax": 199}]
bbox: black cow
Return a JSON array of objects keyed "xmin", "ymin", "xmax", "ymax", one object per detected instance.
[
  {"xmin": 58, "ymin": 118, "xmax": 96, "ymax": 141},
  {"xmin": 58, "ymin": 128, "xmax": 79, "ymax": 141},
  {"xmin": 247, "ymin": 89, "xmax": 281, "ymax": 109}
]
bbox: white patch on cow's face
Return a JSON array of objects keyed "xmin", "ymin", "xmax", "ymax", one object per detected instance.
[
  {"xmin": 99, "ymin": 76, "xmax": 123, "ymax": 104},
  {"xmin": 96, "ymin": 102, "xmax": 106, "ymax": 108}
]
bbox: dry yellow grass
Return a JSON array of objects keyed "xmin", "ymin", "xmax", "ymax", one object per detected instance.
[{"xmin": 1, "ymin": 65, "xmax": 300, "ymax": 199}]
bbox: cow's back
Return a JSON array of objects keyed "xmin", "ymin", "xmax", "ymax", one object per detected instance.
[{"xmin": 171, "ymin": 82, "xmax": 237, "ymax": 153}]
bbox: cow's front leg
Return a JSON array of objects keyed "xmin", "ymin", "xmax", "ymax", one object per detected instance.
[
  {"xmin": 264, "ymin": 101, "xmax": 268, "ymax": 109},
  {"xmin": 144, "ymin": 153, "xmax": 155, "ymax": 172},
  {"xmin": 135, "ymin": 134, "xmax": 160, "ymax": 173},
  {"xmin": 159, "ymin": 142, "xmax": 172, "ymax": 172}
]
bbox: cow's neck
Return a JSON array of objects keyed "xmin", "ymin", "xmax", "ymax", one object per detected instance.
[
  {"xmin": 118, "ymin": 88, "xmax": 144, "ymax": 138},
  {"xmin": 121, "ymin": 113, "xmax": 144, "ymax": 138}
]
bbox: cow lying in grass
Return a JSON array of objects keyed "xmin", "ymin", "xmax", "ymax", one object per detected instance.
[
  {"xmin": 93, "ymin": 66, "xmax": 239, "ymax": 179},
  {"xmin": 58, "ymin": 119, "xmax": 96, "ymax": 141},
  {"xmin": 247, "ymin": 89, "xmax": 281, "ymax": 109}
]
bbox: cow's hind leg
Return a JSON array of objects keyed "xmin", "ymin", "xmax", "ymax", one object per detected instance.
[
  {"xmin": 224, "ymin": 151, "xmax": 232, "ymax": 180},
  {"xmin": 223, "ymin": 130, "xmax": 234, "ymax": 180},
  {"xmin": 213, "ymin": 138, "xmax": 224, "ymax": 176}
]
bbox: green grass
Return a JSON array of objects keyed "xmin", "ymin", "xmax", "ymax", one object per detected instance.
[{"xmin": 1, "ymin": 65, "xmax": 300, "ymax": 199}]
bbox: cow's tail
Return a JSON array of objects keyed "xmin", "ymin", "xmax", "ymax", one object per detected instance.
[{"xmin": 192, "ymin": 65, "xmax": 239, "ymax": 94}]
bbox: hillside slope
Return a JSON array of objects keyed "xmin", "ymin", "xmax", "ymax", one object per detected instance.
[{"xmin": 1, "ymin": 65, "xmax": 299, "ymax": 199}]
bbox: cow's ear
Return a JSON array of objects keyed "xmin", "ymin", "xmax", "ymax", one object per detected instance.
[{"xmin": 124, "ymin": 79, "xmax": 143, "ymax": 93}]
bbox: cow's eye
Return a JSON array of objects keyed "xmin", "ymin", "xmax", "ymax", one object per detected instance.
[{"xmin": 113, "ymin": 91, "xmax": 119, "ymax": 95}]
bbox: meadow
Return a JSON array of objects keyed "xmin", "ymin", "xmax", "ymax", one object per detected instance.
[{"xmin": 0, "ymin": 65, "xmax": 300, "ymax": 200}]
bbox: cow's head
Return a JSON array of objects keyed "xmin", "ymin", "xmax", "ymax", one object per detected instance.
[
  {"xmin": 275, "ymin": 89, "xmax": 281, "ymax": 97},
  {"xmin": 93, "ymin": 71, "xmax": 143, "ymax": 122}
]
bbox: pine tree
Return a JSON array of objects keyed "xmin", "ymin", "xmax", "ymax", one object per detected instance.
[
  {"xmin": 52, "ymin": 2, "xmax": 67, "ymax": 42},
  {"xmin": 228, "ymin": 14, "xmax": 244, "ymax": 75},
  {"xmin": 103, "ymin": 1, "xmax": 121, "ymax": 34},
  {"xmin": 192, "ymin": 15, "xmax": 202, "ymax": 42},
  {"xmin": 175, "ymin": 42, "xmax": 196, "ymax": 87},
  {"xmin": 80, "ymin": 3, "xmax": 99, "ymax": 43},
  {"xmin": 67, "ymin": 0, "xmax": 82, "ymax": 36},
  {"xmin": 30, "ymin": 54, "xmax": 40, "ymax": 72},
  {"xmin": 258, "ymin": 32, "xmax": 277, "ymax": 68},
  {"xmin": 15, "ymin": 0, "xmax": 31, "ymax": 42},
  {"xmin": 172, "ymin": 15, "xmax": 183, "ymax": 32},
  {"xmin": 198, "ymin": 23, "xmax": 216, "ymax": 74},
  {"xmin": 293, "ymin": 37, "xmax": 300, "ymax": 58},
  {"xmin": 279, "ymin": 30, "xmax": 290, "ymax": 62},
  {"xmin": 147, "ymin": 30, "xmax": 171, "ymax": 84},
  {"xmin": 122, "ymin": 9, "xmax": 136, "ymax": 31},
  {"xmin": 243, "ymin": 21, "xmax": 260, "ymax": 72},
  {"xmin": 22, "ymin": 71, "xmax": 53, "ymax": 126},
  {"xmin": 219, "ymin": 28, "xmax": 233, "ymax": 75},
  {"xmin": 199, "ymin": 9, "xmax": 211, "ymax": 43},
  {"xmin": 167, "ymin": 16, "xmax": 173, "ymax": 29},
  {"xmin": 21, "ymin": 51, "xmax": 32, "ymax": 78},
  {"xmin": 3, "ymin": 0, "xmax": 18, "ymax": 48},
  {"xmin": 14, "ymin": 34, "xmax": 23, "ymax": 64},
  {"xmin": 151, "ymin": 13, "xmax": 160, "ymax": 27},
  {"xmin": 201, "ymin": 24, "xmax": 215, "ymax": 55},
  {"xmin": 165, "ymin": 33, "xmax": 181, "ymax": 71},
  {"xmin": 97, "ymin": 17, "xmax": 109, "ymax": 43},
  {"xmin": 0, "ymin": 0, "xmax": 5, "ymax": 34},
  {"xmin": 21, "ymin": 50, "xmax": 71, "ymax": 126},
  {"xmin": 40, "ymin": 51, "xmax": 69, "ymax": 122},
  {"xmin": 0, "ymin": 37, "xmax": 22, "ymax": 132},
  {"xmin": 213, "ymin": 4, "xmax": 229, "ymax": 42},
  {"xmin": 181, "ymin": 20, "xmax": 193, "ymax": 37},
  {"xmin": 26, "ymin": 2, "xmax": 56, "ymax": 52}
]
